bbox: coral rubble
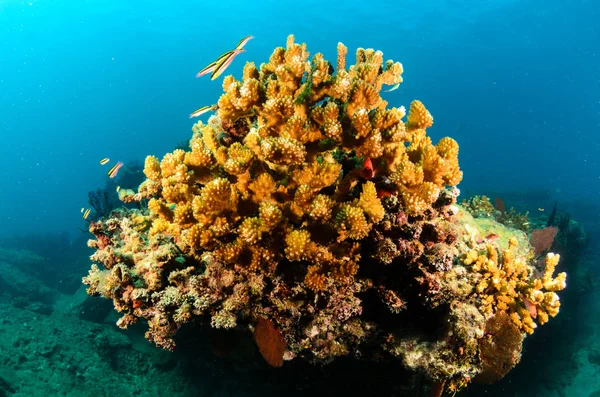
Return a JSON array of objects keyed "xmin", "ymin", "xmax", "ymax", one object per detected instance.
[{"xmin": 82, "ymin": 35, "xmax": 566, "ymax": 392}]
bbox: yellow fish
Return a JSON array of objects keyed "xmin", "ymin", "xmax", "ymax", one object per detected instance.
[
  {"xmin": 211, "ymin": 48, "xmax": 245, "ymax": 80},
  {"xmin": 190, "ymin": 104, "xmax": 217, "ymax": 119},
  {"xmin": 83, "ymin": 208, "xmax": 91, "ymax": 219},
  {"xmin": 116, "ymin": 186, "xmax": 121, "ymax": 193},
  {"xmin": 100, "ymin": 158, "xmax": 110, "ymax": 165},
  {"xmin": 384, "ymin": 83, "xmax": 400, "ymax": 92}
]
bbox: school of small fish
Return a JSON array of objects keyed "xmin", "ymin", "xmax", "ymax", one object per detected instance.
[
  {"xmin": 195, "ymin": 35, "xmax": 253, "ymax": 79},
  {"xmin": 191, "ymin": 35, "xmax": 253, "ymax": 118},
  {"xmin": 82, "ymin": 36, "xmax": 258, "ymax": 219},
  {"xmin": 80, "ymin": 158, "xmax": 127, "ymax": 220}
]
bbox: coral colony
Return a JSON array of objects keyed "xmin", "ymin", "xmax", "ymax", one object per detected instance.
[{"xmin": 83, "ymin": 35, "xmax": 566, "ymax": 394}]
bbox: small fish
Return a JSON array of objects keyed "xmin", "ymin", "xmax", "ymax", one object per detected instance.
[
  {"xmin": 196, "ymin": 61, "xmax": 218, "ymax": 78},
  {"xmin": 116, "ymin": 186, "xmax": 121, "ymax": 193},
  {"xmin": 377, "ymin": 189, "xmax": 393, "ymax": 199},
  {"xmin": 211, "ymin": 48, "xmax": 245, "ymax": 80},
  {"xmin": 83, "ymin": 208, "xmax": 91, "ymax": 219},
  {"xmin": 362, "ymin": 157, "xmax": 374, "ymax": 179},
  {"xmin": 385, "ymin": 83, "xmax": 400, "ymax": 92},
  {"xmin": 100, "ymin": 158, "xmax": 110, "ymax": 165},
  {"xmin": 80, "ymin": 208, "xmax": 84, "ymax": 213},
  {"xmin": 196, "ymin": 36, "xmax": 253, "ymax": 78},
  {"xmin": 538, "ymin": 207, "xmax": 544, "ymax": 212},
  {"xmin": 195, "ymin": 50, "xmax": 232, "ymax": 78},
  {"xmin": 484, "ymin": 233, "xmax": 499, "ymax": 241},
  {"xmin": 235, "ymin": 35, "xmax": 254, "ymax": 50},
  {"xmin": 190, "ymin": 104, "xmax": 218, "ymax": 119},
  {"xmin": 108, "ymin": 161, "xmax": 124, "ymax": 178}
]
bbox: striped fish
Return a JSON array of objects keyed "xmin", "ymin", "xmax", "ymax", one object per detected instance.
[
  {"xmin": 196, "ymin": 35, "xmax": 253, "ymax": 78},
  {"xmin": 108, "ymin": 161, "xmax": 124, "ymax": 178},
  {"xmin": 100, "ymin": 158, "xmax": 110, "ymax": 165},
  {"xmin": 196, "ymin": 50, "xmax": 234, "ymax": 78},
  {"xmin": 235, "ymin": 35, "xmax": 254, "ymax": 50},
  {"xmin": 190, "ymin": 104, "xmax": 217, "ymax": 119},
  {"xmin": 83, "ymin": 208, "xmax": 91, "ymax": 220},
  {"xmin": 211, "ymin": 48, "xmax": 245, "ymax": 80}
]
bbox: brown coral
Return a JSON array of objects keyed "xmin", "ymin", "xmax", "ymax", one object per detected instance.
[{"xmin": 473, "ymin": 312, "xmax": 523, "ymax": 384}]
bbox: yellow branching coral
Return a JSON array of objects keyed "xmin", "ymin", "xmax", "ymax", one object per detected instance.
[
  {"xmin": 335, "ymin": 204, "xmax": 371, "ymax": 241},
  {"xmin": 193, "ymin": 178, "xmax": 237, "ymax": 216},
  {"xmin": 260, "ymin": 136, "xmax": 306, "ymax": 166},
  {"xmin": 308, "ymin": 194, "xmax": 335, "ymax": 223},
  {"xmin": 285, "ymin": 229, "xmax": 312, "ymax": 262},
  {"xmin": 461, "ymin": 238, "xmax": 566, "ymax": 334},
  {"xmin": 346, "ymin": 80, "xmax": 382, "ymax": 117},
  {"xmin": 337, "ymin": 42, "xmax": 348, "ymax": 71},
  {"xmin": 356, "ymin": 181, "xmax": 385, "ymax": 223},
  {"xmin": 407, "ymin": 100, "xmax": 434, "ymax": 130},
  {"xmin": 148, "ymin": 198, "xmax": 174, "ymax": 222},
  {"xmin": 144, "ymin": 155, "xmax": 162, "ymax": 182},
  {"xmin": 382, "ymin": 101, "xmax": 462, "ymax": 215},
  {"xmin": 248, "ymin": 173, "xmax": 277, "ymax": 203},
  {"xmin": 258, "ymin": 202, "xmax": 282, "ymax": 230},
  {"xmin": 224, "ymin": 142, "xmax": 254, "ymax": 175},
  {"xmin": 238, "ymin": 217, "xmax": 263, "ymax": 245},
  {"xmin": 290, "ymin": 161, "xmax": 341, "ymax": 190},
  {"xmin": 126, "ymin": 35, "xmax": 462, "ymax": 298},
  {"xmin": 305, "ymin": 265, "xmax": 327, "ymax": 291}
]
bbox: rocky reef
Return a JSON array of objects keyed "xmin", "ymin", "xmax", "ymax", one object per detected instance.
[{"xmin": 82, "ymin": 35, "xmax": 566, "ymax": 394}]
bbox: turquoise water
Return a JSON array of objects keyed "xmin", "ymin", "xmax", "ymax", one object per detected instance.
[{"xmin": 0, "ymin": 0, "xmax": 598, "ymax": 396}]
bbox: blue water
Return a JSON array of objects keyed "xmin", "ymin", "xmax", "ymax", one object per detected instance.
[
  {"xmin": 1, "ymin": 0, "xmax": 598, "ymax": 236},
  {"xmin": 0, "ymin": 0, "xmax": 599, "ymax": 396}
]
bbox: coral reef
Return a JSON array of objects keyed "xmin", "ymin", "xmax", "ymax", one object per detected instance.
[{"xmin": 82, "ymin": 36, "xmax": 566, "ymax": 393}]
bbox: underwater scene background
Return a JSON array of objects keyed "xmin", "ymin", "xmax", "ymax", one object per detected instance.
[{"xmin": 0, "ymin": 0, "xmax": 598, "ymax": 396}]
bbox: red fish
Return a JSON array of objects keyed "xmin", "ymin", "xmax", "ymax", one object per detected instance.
[
  {"xmin": 485, "ymin": 233, "xmax": 499, "ymax": 241},
  {"xmin": 377, "ymin": 189, "xmax": 393, "ymax": 199},
  {"xmin": 362, "ymin": 157, "xmax": 374, "ymax": 179}
]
